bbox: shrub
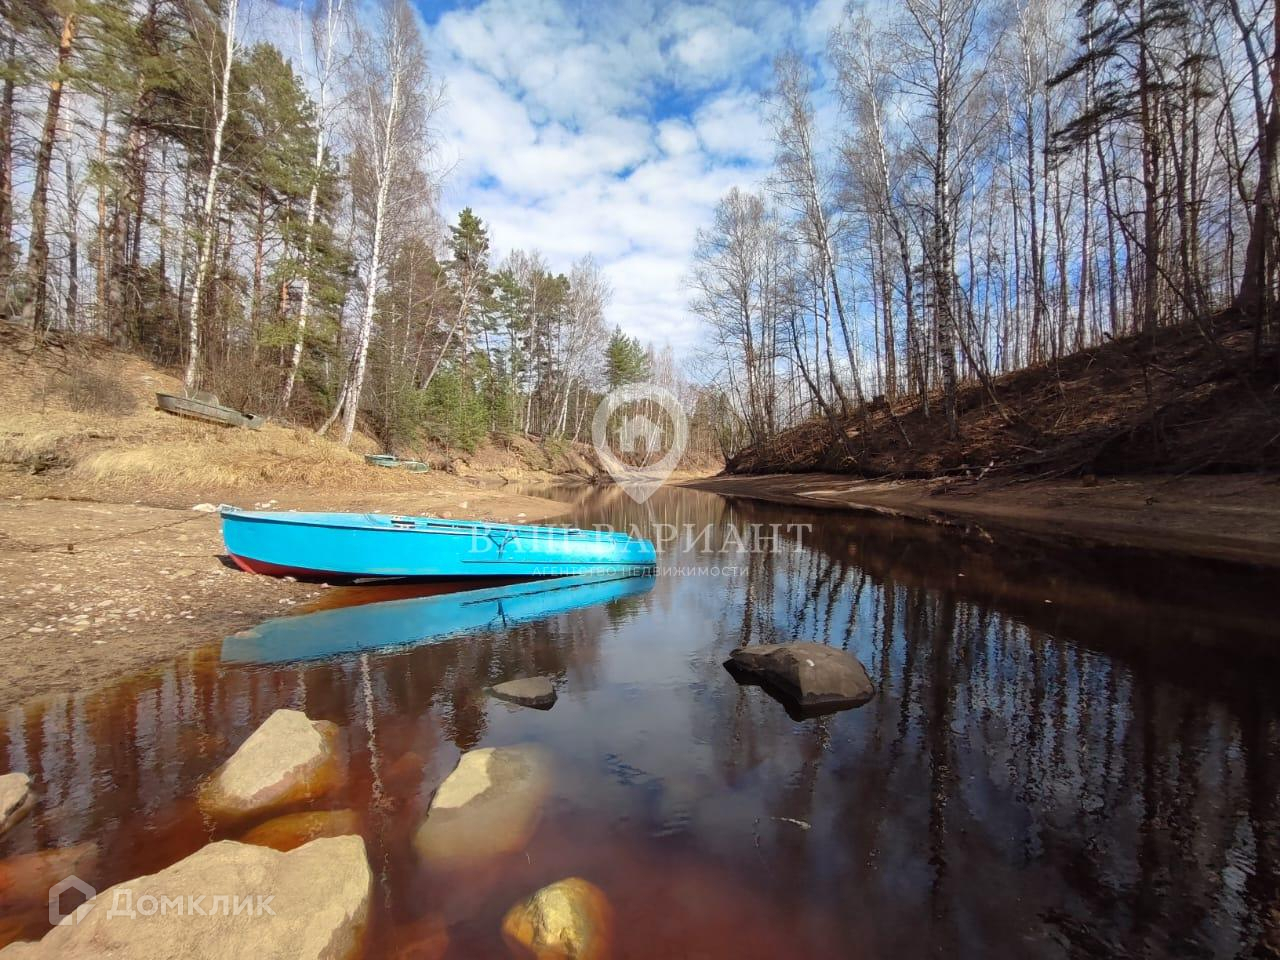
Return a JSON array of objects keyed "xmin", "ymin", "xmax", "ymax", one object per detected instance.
[{"xmin": 51, "ymin": 364, "xmax": 137, "ymax": 415}]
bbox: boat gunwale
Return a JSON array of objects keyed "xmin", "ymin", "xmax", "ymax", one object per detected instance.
[{"xmin": 219, "ymin": 506, "xmax": 643, "ymax": 544}]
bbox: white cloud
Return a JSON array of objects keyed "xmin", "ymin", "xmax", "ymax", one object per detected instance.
[
  {"xmin": 693, "ymin": 89, "xmax": 773, "ymax": 162},
  {"xmin": 424, "ymin": 0, "xmax": 834, "ymax": 355},
  {"xmin": 666, "ymin": 6, "xmax": 763, "ymax": 84}
]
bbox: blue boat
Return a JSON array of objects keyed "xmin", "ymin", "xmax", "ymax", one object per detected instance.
[
  {"xmin": 220, "ymin": 506, "xmax": 657, "ymax": 580},
  {"xmin": 222, "ymin": 571, "xmax": 656, "ymax": 664}
]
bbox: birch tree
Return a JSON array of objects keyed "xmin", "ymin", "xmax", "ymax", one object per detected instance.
[
  {"xmin": 767, "ymin": 51, "xmax": 865, "ymax": 412},
  {"xmin": 336, "ymin": 0, "xmax": 438, "ymax": 447},
  {"xmin": 281, "ymin": 0, "xmax": 345, "ymax": 408},
  {"xmin": 690, "ymin": 187, "xmax": 781, "ymax": 443},
  {"xmin": 832, "ymin": 8, "xmax": 919, "ymax": 402},
  {"xmin": 899, "ymin": 0, "xmax": 994, "ymax": 437},
  {"xmin": 183, "ymin": 0, "xmax": 239, "ymax": 388},
  {"xmin": 551, "ymin": 255, "xmax": 609, "ymax": 437}
]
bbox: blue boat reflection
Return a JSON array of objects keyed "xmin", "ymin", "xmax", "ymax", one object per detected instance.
[{"xmin": 222, "ymin": 571, "xmax": 656, "ymax": 664}]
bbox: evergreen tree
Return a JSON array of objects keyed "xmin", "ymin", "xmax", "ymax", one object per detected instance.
[{"xmin": 605, "ymin": 325, "xmax": 648, "ymax": 387}]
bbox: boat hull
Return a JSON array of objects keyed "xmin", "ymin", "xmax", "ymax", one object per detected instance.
[
  {"xmin": 221, "ymin": 507, "xmax": 657, "ymax": 579},
  {"xmin": 364, "ymin": 454, "xmax": 429, "ymax": 472},
  {"xmin": 156, "ymin": 393, "xmax": 263, "ymax": 430}
]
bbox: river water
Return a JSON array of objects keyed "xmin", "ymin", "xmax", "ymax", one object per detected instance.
[{"xmin": 1, "ymin": 484, "xmax": 1278, "ymax": 957}]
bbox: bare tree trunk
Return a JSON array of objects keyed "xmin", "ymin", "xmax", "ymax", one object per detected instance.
[
  {"xmin": 93, "ymin": 97, "xmax": 110, "ymax": 334},
  {"xmin": 250, "ymin": 186, "xmax": 264, "ymax": 361},
  {"xmin": 1078, "ymin": 134, "xmax": 1092, "ymax": 350},
  {"xmin": 1025, "ymin": 92, "xmax": 1043, "ymax": 363},
  {"xmin": 935, "ymin": 105, "xmax": 959, "ymax": 439},
  {"xmin": 24, "ymin": 11, "xmax": 77, "ymax": 332},
  {"xmin": 184, "ymin": 0, "xmax": 239, "ymax": 389},
  {"xmin": 282, "ymin": 0, "xmax": 345, "ymax": 409},
  {"xmin": 341, "ymin": 60, "xmax": 403, "ymax": 446},
  {"xmin": 65, "ymin": 156, "xmax": 78, "ymax": 329},
  {"xmin": 0, "ymin": 18, "xmax": 14, "ymax": 322},
  {"xmin": 1233, "ymin": 0, "xmax": 1280, "ymax": 326},
  {"xmin": 1137, "ymin": 7, "xmax": 1161, "ymax": 333}
]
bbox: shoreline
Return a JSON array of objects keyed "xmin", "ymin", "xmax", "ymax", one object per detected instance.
[
  {"xmin": 0, "ymin": 476, "xmax": 572, "ymax": 711},
  {"xmin": 683, "ymin": 472, "xmax": 1280, "ymax": 570}
]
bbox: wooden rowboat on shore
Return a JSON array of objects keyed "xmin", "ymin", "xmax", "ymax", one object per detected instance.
[
  {"xmin": 155, "ymin": 391, "xmax": 264, "ymax": 430},
  {"xmin": 220, "ymin": 506, "xmax": 658, "ymax": 579}
]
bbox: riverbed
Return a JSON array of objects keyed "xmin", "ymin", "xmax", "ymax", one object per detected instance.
[{"xmin": 0, "ymin": 483, "xmax": 1276, "ymax": 957}]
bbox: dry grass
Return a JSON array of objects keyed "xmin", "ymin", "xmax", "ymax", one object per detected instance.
[
  {"xmin": 0, "ymin": 322, "xmax": 719, "ymax": 494},
  {"xmin": 77, "ymin": 423, "xmax": 384, "ymax": 489},
  {"xmin": 0, "ymin": 404, "xmax": 437, "ymax": 492},
  {"xmin": 0, "ymin": 325, "xmax": 442, "ymax": 493}
]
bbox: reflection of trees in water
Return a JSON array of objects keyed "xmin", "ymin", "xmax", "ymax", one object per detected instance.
[
  {"xmin": 3, "ymin": 489, "xmax": 1279, "ymax": 955},
  {"xmin": 703, "ymin": 497, "xmax": 1280, "ymax": 956},
  {"xmin": 0, "ymin": 585, "xmax": 610, "ymax": 893}
]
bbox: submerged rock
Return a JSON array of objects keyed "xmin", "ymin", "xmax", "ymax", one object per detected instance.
[
  {"xmin": 489, "ymin": 677, "xmax": 557, "ymax": 710},
  {"xmin": 0, "ymin": 842, "xmax": 98, "ymax": 913},
  {"xmin": 413, "ymin": 745, "xmax": 549, "ymax": 867},
  {"xmin": 501, "ymin": 877, "xmax": 613, "ymax": 960},
  {"xmin": 726, "ymin": 642, "xmax": 874, "ymax": 715},
  {"xmin": 389, "ymin": 915, "xmax": 449, "ymax": 960},
  {"xmin": 240, "ymin": 808, "xmax": 359, "ymax": 852},
  {"xmin": 198, "ymin": 709, "xmax": 343, "ymax": 820},
  {"xmin": 0, "ymin": 836, "xmax": 370, "ymax": 959},
  {"xmin": 0, "ymin": 774, "xmax": 34, "ymax": 836}
]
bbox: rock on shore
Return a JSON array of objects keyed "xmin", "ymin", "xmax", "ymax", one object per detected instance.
[
  {"xmin": 198, "ymin": 709, "xmax": 343, "ymax": 820},
  {"xmin": 0, "ymin": 774, "xmax": 34, "ymax": 836},
  {"xmin": 413, "ymin": 745, "xmax": 549, "ymax": 867},
  {"xmin": 0, "ymin": 835, "xmax": 371, "ymax": 959},
  {"xmin": 726, "ymin": 642, "xmax": 874, "ymax": 714},
  {"xmin": 501, "ymin": 877, "xmax": 613, "ymax": 960}
]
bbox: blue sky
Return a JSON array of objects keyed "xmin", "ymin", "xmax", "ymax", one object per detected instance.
[{"xmin": 416, "ymin": 0, "xmax": 845, "ymax": 353}]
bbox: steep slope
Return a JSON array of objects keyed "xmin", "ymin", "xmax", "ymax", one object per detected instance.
[{"xmin": 728, "ymin": 313, "xmax": 1280, "ymax": 479}]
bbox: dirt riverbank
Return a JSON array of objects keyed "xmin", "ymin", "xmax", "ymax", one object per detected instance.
[
  {"xmin": 0, "ymin": 481, "xmax": 571, "ymax": 711},
  {"xmin": 685, "ymin": 472, "xmax": 1280, "ymax": 569},
  {"xmin": 0, "ymin": 323, "xmax": 727, "ymax": 710}
]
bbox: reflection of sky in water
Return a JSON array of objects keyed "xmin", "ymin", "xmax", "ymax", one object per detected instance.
[{"xmin": 1, "ymin": 485, "xmax": 1277, "ymax": 957}]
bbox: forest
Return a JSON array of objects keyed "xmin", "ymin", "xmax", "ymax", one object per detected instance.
[
  {"xmin": 0, "ymin": 0, "xmax": 720, "ymax": 454},
  {"xmin": 693, "ymin": 0, "xmax": 1280, "ymax": 462},
  {"xmin": 3, "ymin": 0, "xmax": 1278, "ymax": 467}
]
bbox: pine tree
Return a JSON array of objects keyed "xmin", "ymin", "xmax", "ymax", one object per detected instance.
[
  {"xmin": 605, "ymin": 326, "xmax": 648, "ymax": 387},
  {"xmin": 234, "ymin": 43, "xmax": 320, "ymax": 358}
]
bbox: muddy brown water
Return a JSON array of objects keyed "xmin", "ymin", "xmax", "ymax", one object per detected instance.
[{"xmin": 1, "ymin": 485, "xmax": 1278, "ymax": 957}]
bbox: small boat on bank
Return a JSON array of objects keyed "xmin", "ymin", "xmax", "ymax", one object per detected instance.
[
  {"xmin": 221, "ymin": 571, "xmax": 656, "ymax": 664},
  {"xmin": 220, "ymin": 506, "xmax": 657, "ymax": 579},
  {"xmin": 156, "ymin": 391, "xmax": 263, "ymax": 430},
  {"xmin": 364, "ymin": 454, "xmax": 429, "ymax": 472}
]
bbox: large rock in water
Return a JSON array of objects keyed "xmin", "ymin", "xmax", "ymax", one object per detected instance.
[
  {"xmin": 501, "ymin": 877, "xmax": 613, "ymax": 960},
  {"xmin": 199, "ymin": 710, "xmax": 343, "ymax": 820},
  {"xmin": 489, "ymin": 677, "xmax": 557, "ymax": 710},
  {"xmin": 413, "ymin": 745, "xmax": 549, "ymax": 867},
  {"xmin": 0, "ymin": 836, "xmax": 370, "ymax": 960},
  {"xmin": 726, "ymin": 642, "xmax": 874, "ymax": 714},
  {"xmin": 0, "ymin": 774, "xmax": 34, "ymax": 837}
]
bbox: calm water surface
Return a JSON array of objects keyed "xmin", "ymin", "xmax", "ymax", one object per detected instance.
[{"xmin": 1, "ymin": 485, "xmax": 1278, "ymax": 958}]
